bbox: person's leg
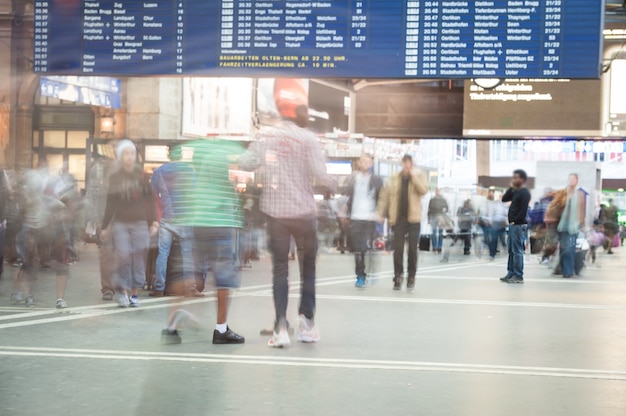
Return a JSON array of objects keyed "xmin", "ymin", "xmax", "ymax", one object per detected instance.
[
  {"xmin": 98, "ymin": 237, "xmax": 115, "ymax": 297},
  {"xmin": 15, "ymin": 228, "xmax": 37, "ymax": 303},
  {"xmin": 430, "ymin": 222, "xmax": 438, "ymax": 252},
  {"xmin": 511, "ymin": 225, "xmax": 526, "ymax": 279},
  {"xmin": 559, "ymin": 231, "xmax": 575, "ymax": 277},
  {"xmin": 505, "ymin": 225, "xmax": 514, "ymax": 278},
  {"xmin": 461, "ymin": 229, "xmax": 471, "ymax": 254},
  {"xmin": 293, "ymin": 218, "xmax": 318, "ymax": 320},
  {"xmin": 129, "ymin": 221, "xmax": 150, "ymax": 298},
  {"xmin": 407, "ymin": 223, "xmax": 420, "ymax": 279},
  {"xmin": 111, "ymin": 222, "xmax": 132, "ymax": 298},
  {"xmin": 267, "ymin": 217, "xmax": 292, "ymax": 331},
  {"xmin": 488, "ymin": 227, "xmax": 498, "ymax": 258},
  {"xmin": 351, "ymin": 221, "xmax": 367, "ymax": 278},
  {"xmin": 605, "ymin": 229, "xmax": 615, "ymax": 254},
  {"xmin": 392, "ymin": 220, "xmax": 407, "ymax": 280},
  {"xmin": 154, "ymin": 221, "xmax": 174, "ymax": 292}
]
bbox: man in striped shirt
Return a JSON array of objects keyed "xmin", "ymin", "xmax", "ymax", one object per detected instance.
[{"xmin": 240, "ymin": 78, "xmax": 336, "ymax": 348}]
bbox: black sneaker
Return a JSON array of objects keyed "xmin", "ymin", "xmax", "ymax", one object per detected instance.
[
  {"xmin": 499, "ymin": 275, "xmax": 512, "ymax": 282},
  {"xmin": 407, "ymin": 276, "xmax": 416, "ymax": 291},
  {"xmin": 507, "ymin": 277, "xmax": 524, "ymax": 284},
  {"xmin": 213, "ymin": 327, "xmax": 245, "ymax": 344},
  {"xmin": 393, "ymin": 276, "xmax": 403, "ymax": 291},
  {"xmin": 161, "ymin": 329, "xmax": 182, "ymax": 345}
]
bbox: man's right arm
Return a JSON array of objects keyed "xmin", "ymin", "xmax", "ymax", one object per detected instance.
[
  {"xmin": 502, "ymin": 188, "xmax": 514, "ymax": 202},
  {"xmin": 239, "ymin": 141, "xmax": 263, "ymax": 172},
  {"xmin": 308, "ymin": 138, "xmax": 337, "ymax": 192}
]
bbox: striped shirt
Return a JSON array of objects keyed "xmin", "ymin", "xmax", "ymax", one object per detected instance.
[
  {"xmin": 240, "ymin": 121, "xmax": 336, "ymax": 219},
  {"xmin": 178, "ymin": 139, "xmax": 244, "ymax": 229}
]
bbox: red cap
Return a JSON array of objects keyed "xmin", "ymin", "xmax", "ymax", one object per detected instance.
[{"xmin": 273, "ymin": 78, "xmax": 308, "ymax": 119}]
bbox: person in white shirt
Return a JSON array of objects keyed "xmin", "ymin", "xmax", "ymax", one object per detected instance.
[
  {"xmin": 345, "ymin": 154, "xmax": 383, "ymax": 288},
  {"xmin": 484, "ymin": 189, "xmax": 508, "ymax": 260}
]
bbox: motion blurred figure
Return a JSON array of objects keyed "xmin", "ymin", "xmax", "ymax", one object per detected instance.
[
  {"xmin": 150, "ymin": 143, "xmax": 196, "ymax": 298},
  {"xmin": 500, "ymin": 169, "xmax": 531, "ymax": 284},
  {"xmin": 555, "ymin": 174, "xmax": 586, "ymax": 278},
  {"xmin": 377, "ymin": 154, "xmax": 428, "ymax": 291},
  {"xmin": 427, "ymin": 188, "xmax": 448, "ymax": 254},
  {"xmin": 599, "ymin": 199, "xmax": 619, "ymax": 255},
  {"xmin": 240, "ymin": 78, "xmax": 336, "ymax": 348},
  {"xmin": 101, "ymin": 140, "xmax": 158, "ymax": 308},
  {"xmin": 162, "ymin": 139, "xmax": 246, "ymax": 345},
  {"xmin": 345, "ymin": 153, "xmax": 383, "ymax": 288}
]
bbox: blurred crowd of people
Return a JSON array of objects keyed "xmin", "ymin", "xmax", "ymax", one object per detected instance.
[{"xmin": 1, "ymin": 78, "xmax": 624, "ymax": 349}]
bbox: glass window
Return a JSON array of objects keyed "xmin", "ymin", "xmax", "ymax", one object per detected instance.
[
  {"xmin": 67, "ymin": 131, "xmax": 89, "ymax": 149},
  {"xmin": 45, "ymin": 154, "xmax": 64, "ymax": 172},
  {"xmin": 43, "ymin": 131, "xmax": 66, "ymax": 148},
  {"xmin": 68, "ymin": 154, "xmax": 86, "ymax": 191}
]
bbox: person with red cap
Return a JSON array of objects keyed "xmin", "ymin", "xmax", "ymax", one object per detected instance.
[{"xmin": 240, "ymin": 78, "xmax": 336, "ymax": 348}]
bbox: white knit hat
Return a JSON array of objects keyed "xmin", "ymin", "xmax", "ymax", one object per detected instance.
[{"xmin": 116, "ymin": 139, "xmax": 136, "ymax": 160}]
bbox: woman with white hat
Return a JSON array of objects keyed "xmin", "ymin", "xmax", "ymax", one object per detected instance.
[{"xmin": 101, "ymin": 140, "xmax": 158, "ymax": 307}]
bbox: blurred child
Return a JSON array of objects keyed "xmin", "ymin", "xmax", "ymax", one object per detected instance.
[{"xmin": 586, "ymin": 221, "xmax": 606, "ymax": 265}]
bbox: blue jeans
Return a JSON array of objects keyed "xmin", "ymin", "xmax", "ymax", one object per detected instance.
[
  {"xmin": 112, "ymin": 221, "xmax": 150, "ymax": 291},
  {"xmin": 507, "ymin": 224, "xmax": 526, "ymax": 279},
  {"xmin": 267, "ymin": 216, "xmax": 317, "ymax": 329},
  {"xmin": 430, "ymin": 221, "xmax": 444, "ymax": 250},
  {"xmin": 559, "ymin": 231, "xmax": 577, "ymax": 277},
  {"xmin": 154, "ymin": 220, "xmax": 193, "ymax": 291},
  {"xmin": 489, "ymin": 226, "xmax": 506, "ymax": 258}
]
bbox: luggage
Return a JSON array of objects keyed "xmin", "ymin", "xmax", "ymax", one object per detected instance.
[
  {"xmin": 574, "ymin": 249, "xmax": 587, "ymax": 276},
  {"xmin": 419, "ymin": 235, "xmax": 431, "ymax": 251}
]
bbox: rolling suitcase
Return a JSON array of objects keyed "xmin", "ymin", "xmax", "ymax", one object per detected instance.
[{"xmin": 419, "ymin": 234, "xmax": 431, "ymax": 251}]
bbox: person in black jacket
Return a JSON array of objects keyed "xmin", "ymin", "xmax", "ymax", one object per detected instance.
[
  {"xmin": 346, "ymin": 154, "xmax": 383, "ymax": 288},
  {"xmin": 500, "ymin": 169, "xmax": 531, "ymax": 284},
  {"xmin": 101, "ymin": 140, "xmax": 159, "ymax": 308}
]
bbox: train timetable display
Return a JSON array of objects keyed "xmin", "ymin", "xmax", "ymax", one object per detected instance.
[{"xmin": 34, "ymin": 0, "xmax": 604, "ymax": 79}]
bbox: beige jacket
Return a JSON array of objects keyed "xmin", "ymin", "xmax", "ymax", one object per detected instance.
[{"xmin": 377, "ymin": 169, "xmax": 429, "ymax": 225}]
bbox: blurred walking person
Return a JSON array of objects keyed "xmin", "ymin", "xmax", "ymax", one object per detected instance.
[
  {"xmin": 428, "ymin": 188, "xmax": 448, "ymax": 254},
  {"xmin": 456, "ymin": 199, "xmax": 476, "ymax": 256},
  {"xmin": 555, "ymin": 174, "xmax": 586, "ymax": 278},
  {"xmin": 240, "ymin": 78, "xmax": 336, "ymax": 348},
  {"xmin": 377, "ymin": 154, "xmax": 428, "ymax": 291},
  {"xmin": 346, "ymin": 153, "xmax": 383, "ymax": 288},
  {"xmin": 484, "ymin": 189, "xmax": 508, "ymax": 260},
  {"xmin": 599, "ymin": 199, "xmax": 619, "ymax": 255},
  {"xmin": 162, "ymin": 139, "xmax": 246, "ymax": 345},
  {"xmin": 101, "ymin": 140, "xmax": 158, "ymax": 308},
  {"xmin": 85, "ymin": 153, "xmax": 116, "ymax": 300},
  {"xmin": 500, "ymin": 169, "xmax": 531, "ymax": 284},
  {"xmin": 150, "ymin": 143, "xmax": 197, "ymax": 298}
]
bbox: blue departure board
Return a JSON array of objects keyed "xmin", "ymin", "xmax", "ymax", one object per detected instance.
[{"xmin": 33, "ymin": 0, "xmax": 604, "ymax": 78}]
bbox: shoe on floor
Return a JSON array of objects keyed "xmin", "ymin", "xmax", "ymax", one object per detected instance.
[
  {"xmin": 149, "ymin": 290, "xmax": 164, "ymax": 297},
  {"xmin": 297, "ymin": 315, "xmax": 320, "ymax": 343},
  {"xmin": 355, "ymin": 276, "xmax": 366, "ymax": 289},
  {"xmin": 56, "ymin": 299, "xmax": 68, "ymax": 309},
  {"xmin": 117, "ymin": 294, "xmax": 129, "ymax": 308},
  {"xmin": 268, "ymin": 329, "xmax": 291, "ymax": 348},
  {"xmin": 11, "ymin": 292, "xmax": 24, "ymax": 305},
  {"xmin": 407, "ymin": 276, "xmax": 416, "ymax": 291},
  {"xmin": 25, "ymin": 295, "xmax": 34, "ymax": 307},
  {"xmin": 499, "ymin": 275, "xmax": 512, "ymax": 282},
  {"xmin": 393, "ymin": 276, "xmax": 403, "ymax": 291},
  {"xmin": 129, "ymin": 295, "xmax": 139, "ymax": 307},
  {"xmin": 161, "ymin": 329, "xmax": 182, "ymax": 345},
  {"xmin": 184, "ymin": 289, "xmax": 205, "ymax": 298},
  {"xmin": 213, "ymin": 327, "xmax": 245, "ymax": 345},
  {"xmin": 102, "ymin": 293, "xmax": 114, "ymax": 301},
  {"xmin": 506, "ymin": 277, "xmax": 524, "ymax": 284}
]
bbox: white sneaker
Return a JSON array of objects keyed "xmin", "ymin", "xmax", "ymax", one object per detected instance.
[
  {"xmin": 129, "ymin": 295, "xmax": 139, "ymax": 308},
  {"xmin": 117, "ymin": 293, "xmax": 129, "ymax": 308},
  {"xmin": 268, "ymin": 329, "xmax": 291, "ymax": 348},
  {"xmin": 56, "ymin": 299, "xmax": 68, "ymax": 309},
  {"xmin": 297, "ymin": 315, "xmax": 320, "ymax": 343}
]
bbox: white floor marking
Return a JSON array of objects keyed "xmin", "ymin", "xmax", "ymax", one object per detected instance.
[{"xmin": 0, "ymin": 346, "xmax": 624, "ymax": 381}]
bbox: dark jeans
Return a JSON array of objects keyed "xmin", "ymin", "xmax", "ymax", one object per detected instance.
[
  {"xmin": 392, "ymin": 219, "xmax": 420, "ymax": 278},
  {"xmin": 488, "ymin": 227, "xmax": 506, "ymax": 258},
  {"xmin": 458, "ymin": 228, "xmax": 472, "ymax": 254},
  {"xmin": 507, "ymin": 224, "xmax": 526, "ymax": 278},
  {"xmin": 267, "ymin": 216, "xmax": 317, "ymax": 329},
  {"xmin": 559, "ymin": 231, "xmax": 577, "ymax": 277},
  {"xmin": 350, "ymin": 220, "xmax": 376, "ymax": 278}
]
